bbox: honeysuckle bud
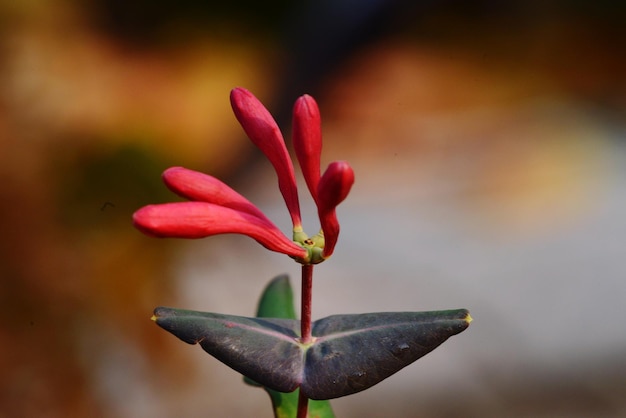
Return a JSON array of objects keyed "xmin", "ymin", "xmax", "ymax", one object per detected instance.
[
  {"xmin": 317, "ymin": 161, "xmax": 355, "ymax": 258},
  {"xmin": 133, "ymin": 202, "xmax": 307, "ymax": 259},
  {"xmin": 293, "ymin": 94, "xmax": 322, "ymax": 204},
  {"xmin": 230, "ymin": 87, "xmax": 302, "ymax": 229},
  {"xmin": 162, "ymin": 166, "xmax": 271, "ymax": 223}
]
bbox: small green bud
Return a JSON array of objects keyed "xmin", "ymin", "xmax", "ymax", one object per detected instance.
[
  {"xmin": 293, "ymin": 229, "xmax": 309, "ymax": 244},
  {"xmin": 310, "ymin": 231, "xmax": 325, "ymax": 248}
]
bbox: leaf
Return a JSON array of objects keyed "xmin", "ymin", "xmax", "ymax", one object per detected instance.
[
  {"xmin": 153, "ymin": 307, "xmax": 302, "ymax": 393},
  {"xmin": 255, "ymin": 274, "xmax": 297, "ymax": 320},
  {"xmin": 243, "ymin": 274, "xmax": 298, "ymax": 388},
  {"xmin": 152, "ymin": 302, "xmax": 471, "ymax": 400},
  {"xmin": 301, "ymin": 310, "xmax": 470, "ymax": 399}
]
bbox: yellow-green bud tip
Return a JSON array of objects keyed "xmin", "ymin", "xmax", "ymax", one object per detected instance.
[{"xmin": 293, "ymin": 230, "xmax": 309, "ymax": 244}]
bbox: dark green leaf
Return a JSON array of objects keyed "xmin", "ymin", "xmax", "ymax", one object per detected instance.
[
  {"xmin": 301, "ymin": 310, "xmax": 470, "ymax": 399},
  {"xmin": 152, "ymin": 306, "xmax": 471, "ymax": 400},
  {"xmin": 243, "ymin": 274, "xmax": 298, "ymax": 388},
  {"xmin": 153, "ymin": 307, "xmax": 302, "ymax": 393}
]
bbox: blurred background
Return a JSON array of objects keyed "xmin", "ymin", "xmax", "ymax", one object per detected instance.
[{"xmin": 1, "ymin": 0, "xmax": 624, "ymax": 417}]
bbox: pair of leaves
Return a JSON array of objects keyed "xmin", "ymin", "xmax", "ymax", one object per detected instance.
[{"xmin": 152, "ymin": 276, "xmax": 471, "ymax": 401}]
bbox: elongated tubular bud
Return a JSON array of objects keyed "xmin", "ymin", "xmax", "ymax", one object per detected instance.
[
  {"xmin": 230, "ymin": 88, "xmax": 302, "ymax": 228},
  {"xmin": 133, "ymin": 202, "xmax": 307, "ymax": 259},
  {"xmin": 293, "ymin": 94, "xmax": 322, "ymax": 204},
  {"xmin": 162, "ymin": 167, "xmax": 271, "ymax": 223}
]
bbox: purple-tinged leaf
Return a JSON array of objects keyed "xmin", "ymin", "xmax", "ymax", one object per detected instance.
[
  {"xmin": 301, "ymin": 309, "xmax": 471, "ymax": 399},
  {"xmin": 152, "ymin": 307, "xmax": 303, "ymax": 393},
  {"xmin": 152, "ymin": 307, "xmax": 471, "ymax": 400}
]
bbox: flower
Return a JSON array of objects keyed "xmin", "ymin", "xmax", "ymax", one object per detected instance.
[{"xmin": 133, "ymin": 87, "xmax": 354, "ymax": 265}]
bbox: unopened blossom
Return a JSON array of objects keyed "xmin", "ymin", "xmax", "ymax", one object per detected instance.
[{"xmin": 133, "ymin": 87, "xmax": 354, "ymax": 265}]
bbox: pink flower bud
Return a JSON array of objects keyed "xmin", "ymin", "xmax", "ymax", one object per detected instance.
[
  {"xmin": 162, "ymin": 167, "xmax": 270, "ymax": 223},
  {"xmin": 230, "ymin": 87, "xmax": 302, "ymax": 229},
  {"xmin": 317, "ymin": 161, "xmax": 355, "ymax": 258},
  {"xmin": 133, "ymin": 202, "xmax": 307, "ymax": 259},
  {"xmin": 293, "ymin": 94, "xmax": 322, "ymax": 204}
]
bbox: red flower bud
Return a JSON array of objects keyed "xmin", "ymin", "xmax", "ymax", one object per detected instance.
[
  {"xmin": 293, "ymin": 94, "xmax": 322, "ymax": 204},
  {"xmin": 230, "ymin": 87, "xmax": 302, "ymax": 229},
  {"xmin": 133, "ymin": 202, "xmax": 307, "ymax": 259},
  {"xmin": 162, "ymin": 166, "xmax": 270, "ymax": 223},
  {"xmin": 317, "ymin": 161, "xmax": 355, "ymax": 258}
]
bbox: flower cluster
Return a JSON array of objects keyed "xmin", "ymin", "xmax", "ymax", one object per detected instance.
[{"xmin": 133, "ymin": 88, "xmax": 354, "ymax": 265}]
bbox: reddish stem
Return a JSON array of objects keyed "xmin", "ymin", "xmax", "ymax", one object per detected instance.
[
  {"xmin": 297, "ymin": 264, "xmax": 313, "ymax": 418},
  {"xmin": 300, "ymin": 264, "xmax": 313, "ymax": 343},
  {"xmin": 297, "ymin": 390, "xmax": 309, "ymax": 418}
]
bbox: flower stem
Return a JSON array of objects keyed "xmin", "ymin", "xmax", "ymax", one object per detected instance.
[
  {"xmin": 298, "ymin": 264, "xmax": 314, "ymax": 418},
  {"xmin": 300, "ymin": 264, "xmax": 313, "ymax": 343},
  {"xmin": 297, "ymin": 390, "xmax": 309, "ymax": 418},
  {"xmin": 297, "ymin": 264, "xmax": 313, "ymax": 418}
]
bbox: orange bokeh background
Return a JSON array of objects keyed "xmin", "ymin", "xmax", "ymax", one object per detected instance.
[{"xmin": 1, "ymin": 1, "xmax": 624, "ymax": 417}]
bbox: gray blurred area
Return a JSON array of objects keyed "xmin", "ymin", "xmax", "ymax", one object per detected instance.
[{"xmin": 1, "ymin": 0, "xmax": 624, "ymax": 417}]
